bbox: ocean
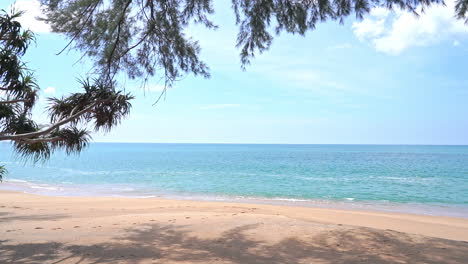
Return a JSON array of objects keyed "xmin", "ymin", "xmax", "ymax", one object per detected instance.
[{"xmin": 1, "ymin": 143, "xmax": 467, "ymax": 217}]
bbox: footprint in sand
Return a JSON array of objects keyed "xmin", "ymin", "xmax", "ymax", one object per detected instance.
[
  {"xmin": 34, "ymin": 227, "xmax": 43, "ymax": 229},
  {"xmin": 74, "ymin": 226, "xmax": 80, "ymax": 228}
]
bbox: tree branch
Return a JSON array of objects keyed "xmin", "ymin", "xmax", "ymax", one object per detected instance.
[
  {"xmin": 0, "ymin": 98, "xmax": 28, "ymax": 104},
  {"xmin": 0, "ymin": 100, "xmax": 106, "ymax": 141},
  {"xmin": 105, "ymin": 0, "xmax": 133, "ymax": 79},
  {"xmin": 17, "ymin": 136, "xmax": 61, "ymax": 144},
  {"xmin": 56, "ymin": 2, "xmax": 101, "ymax": 55}
]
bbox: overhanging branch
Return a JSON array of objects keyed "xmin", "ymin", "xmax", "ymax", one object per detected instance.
[
  {"xmin": 17, "ymin": 136, "xmax": 61, "ymax": 144},
  {"xmin": 0, "ymin": 98, "xmax": 28, "ymax": 104},
  {"xmin": 0, "ymin": 100, "xmax": 105, "ymax": 141}
]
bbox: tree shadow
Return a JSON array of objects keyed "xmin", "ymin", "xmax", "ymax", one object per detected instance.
[
  {"xmin": 1, "ymin": 223, "xmax": 467, "ymax": 264},
  {"xmin": 0, "ymin": 213, "xmax": 69, "ymax": 223},
  {"xmin": 0, "ymin": 240, "xmax": 62, "ymax": 264}
]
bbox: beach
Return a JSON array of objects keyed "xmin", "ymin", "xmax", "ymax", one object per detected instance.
[
  {"xmin": 1, "ymin": 0, "xmax": 468, "ymax": 262},
  {"xmin": 1, "ymin": 190, "xmax": 467, "ymax": 264}
]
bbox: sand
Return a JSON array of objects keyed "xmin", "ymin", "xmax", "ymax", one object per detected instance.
[{"xmin": 0, "ymin": 190, "xmax": 467, "ymax": 264}]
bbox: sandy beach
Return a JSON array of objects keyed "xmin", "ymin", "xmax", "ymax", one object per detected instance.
[{"xmin": 0, "ymin": 190, "xmax": 467, "ymax": 264}]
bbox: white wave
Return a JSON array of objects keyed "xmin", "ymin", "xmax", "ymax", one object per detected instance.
[
  {"xmin": 30, "ymin": 185, "xmax": 61, "ymax": 191},
  {"xmin": 269, "ymin": 197, "xmax": 310, "ymax": 202},
  {"xmin": 110, "ymin": 187, "xmax": 135, "ymax": 191},
  {"xmin": 57, "ymin": 168, "xmax": 146, "ymax": 176},
  {"xmin": 133, "ymin": 195, "xmax": 157, "ymax": 198},
  {"xmin": 7, "ymin": 178, "xmax": 30, "ymax": 183}
]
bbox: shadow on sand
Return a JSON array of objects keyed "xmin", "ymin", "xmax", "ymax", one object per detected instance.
[
  {"xmin": 1, "ymin": 223, "xmax": 467, "ymax": 264},
  {"xmin": 0, "ymin": 212, "xmax": 69, "ymax": 223}
]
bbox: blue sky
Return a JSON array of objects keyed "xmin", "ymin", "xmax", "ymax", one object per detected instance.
[{"xmin": 7, "ymin": 0, "xmax": 468, "ymax": 144}]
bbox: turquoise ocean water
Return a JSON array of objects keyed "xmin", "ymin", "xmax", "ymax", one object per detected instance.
[{"xmin": 1, "ymin": 143, "xmax": 467, "ymax": 217}]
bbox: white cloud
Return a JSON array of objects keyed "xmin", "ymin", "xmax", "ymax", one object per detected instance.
[
  {"xmin": 43, "ymin": 86, "xmax": 56, "ymax": 94},
  {"xmin": 352, "ymin": 18, "xmax": 386, "ymax": 41},
  {"xmin": 199, "ymin": 104, "xmax": 241, "ymax": 110},
  {"xmin": 9, "ymin": 0, "xmax": 51, "ymax": 33},
  {"xmin": 352, "ymin": 0, "xmax": 468, "ymax": 55},
  {"xmin": 369, "ymin": 7, "xmax": 390, "ymax": 18}
]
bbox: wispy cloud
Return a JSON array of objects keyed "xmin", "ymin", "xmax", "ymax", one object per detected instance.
[
  {"xmin": 247, "ymin": 60, "xmax": 394, "ymax": 105},
  {"xmin": 352, "ymin": 0, "xmax": 468, "ymax": 55},
  {"xmin": 280, "ymin": 69, "xmax": 349, "ymax": 93},
  {"xmin": 326, "ymin": 43, "xmax": 353, "ymax": 51},
  {"xmin": 9, "ymin": 0, "xmax": 51, "ymax": 33},
  {"xmin": 251, "ymin": 62, "xmax": 365, "ymax": 97},
  {"xmin": 199, "ymin": 104, "xmax": 241, "ymax": 110}
]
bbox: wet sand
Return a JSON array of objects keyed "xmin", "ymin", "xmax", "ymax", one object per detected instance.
[{"xmin": 1, "ymin": 190, "xmax": 467, "ymax": 263}]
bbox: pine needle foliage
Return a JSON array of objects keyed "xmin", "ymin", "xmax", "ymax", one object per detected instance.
[{"xmin": 38, "ymin": 0, "xmax": 466, "ymax": 79}]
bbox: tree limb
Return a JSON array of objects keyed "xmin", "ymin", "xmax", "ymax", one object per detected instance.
[
  {"xmin": 56, "ymin": 1, "xmax": 101, "ymax": 55},
  {"xmin": 17, "ymin": 136, "xmax": 61, "ymax": 144},
  {"xmin": 0, "ymin": 100, "xmax": 105, "ymax": 141},
  {"xmin": 106, "ymin": 0, "xmax": 133, "ymax": 79},
  {"xmin": 0, "ymin": 98, "xmax": 28, "ymax": 104}
]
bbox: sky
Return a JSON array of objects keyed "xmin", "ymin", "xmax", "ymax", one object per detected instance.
[{"xmin": 4, "ymin": 0, "xmax": 468, "ymax": 144}]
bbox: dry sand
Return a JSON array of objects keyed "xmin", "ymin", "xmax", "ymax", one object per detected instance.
[{"xmin": 0, "ymin": 190, "xmax": 467, "ymax": 264}]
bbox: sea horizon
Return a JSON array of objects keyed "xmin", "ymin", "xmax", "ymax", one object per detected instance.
[{"xmin": 92, "ymin": 142, "xmax": 468, "ymax": 146}]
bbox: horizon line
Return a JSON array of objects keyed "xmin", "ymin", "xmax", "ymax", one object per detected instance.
[
  {"xmin": 2, "ymin": 141, "xmax": 467, "ymax": 146},
  {"xmin": 90, "ymin": 142, "xmax": 468, "ymax": 146}
]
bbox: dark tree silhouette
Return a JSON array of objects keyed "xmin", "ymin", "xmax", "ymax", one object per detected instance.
[{"xmin": 0, "ymin": 10, "xmax": 134, "ymax": 179}]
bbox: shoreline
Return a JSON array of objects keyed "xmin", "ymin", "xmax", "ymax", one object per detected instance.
[
  {"xmin": 1, "ymin": 190, "xmax": 468, "ymax": 241},
  {"xmin": 1, "ymin": 190, "xmax": 468, "ymax": 263},
  {"xmin": 1, "ymin": 178, "xmax": 468, "ymax": 219}
]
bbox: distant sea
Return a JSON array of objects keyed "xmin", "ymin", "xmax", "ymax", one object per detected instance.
[{"xmin": 1, "ymin": 143, "xmax": 467, "ymax": 217}]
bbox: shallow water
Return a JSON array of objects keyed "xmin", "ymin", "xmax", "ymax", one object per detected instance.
[{"xmin": 1, "ymin": 143, "xmax": 467, "ymax": 217}]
